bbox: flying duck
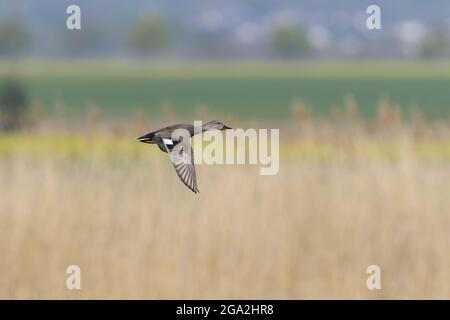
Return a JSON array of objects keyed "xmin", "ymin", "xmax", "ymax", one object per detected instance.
[{"xmin": 136, "ymin": 120, "xmax": 232, "ymax": 193}]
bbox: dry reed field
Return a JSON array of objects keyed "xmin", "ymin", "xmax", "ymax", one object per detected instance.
[{"xmin": 0, "ymin": 114, "xmax": 449, "ymax": 299}]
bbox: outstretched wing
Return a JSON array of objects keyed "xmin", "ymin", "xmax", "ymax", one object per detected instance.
[{"xmin": 163, "ymin": 138, "xmax": 199, "ymax": 194}]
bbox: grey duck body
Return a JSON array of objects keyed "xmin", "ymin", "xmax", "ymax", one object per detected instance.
[{"xmin": 136, "ymin": 120, "xmax": 231, "ymax": 194}]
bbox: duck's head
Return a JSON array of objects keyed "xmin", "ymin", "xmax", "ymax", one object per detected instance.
[{"xmin": 203, "ymin": 120, "xmax": 232, "ymax": 131}]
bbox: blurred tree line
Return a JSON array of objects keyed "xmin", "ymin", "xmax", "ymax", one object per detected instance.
[
  {"xmin": 271, "ymin": 25, "xmax": 311, "ymax": 58},
  {"xmin": 0, "ymin": 16, "xmax": 450, "ymax": 60},
  {"xmin": 130, "ymin": 17, "xmax": 169, "ymax": 56},
  {"xmin": 0, "ymin": 19, "xmax": 30, "ymax": 132},
  {"xmin": 418, "ymin": 25, "xmax": 450, "ymax": 59},
  {"xmin": 0, "ymin": 20, "xmax": 30, "ymax": 57},
  {"xmin": 0, "ymin": 17, "xmax": 318, "ymax": 59},
  {"xmin": 0, "ymin": 78, "xmax": 28, "ymax": 131},
  {"xmin": 0, "ymin": 16, "xmax": 172, "ymax": 59}
]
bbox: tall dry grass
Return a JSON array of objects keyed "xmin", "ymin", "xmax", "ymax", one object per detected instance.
[{"xmin": 0, "ymin": 106, "xmax": 449, "ymax": 299}]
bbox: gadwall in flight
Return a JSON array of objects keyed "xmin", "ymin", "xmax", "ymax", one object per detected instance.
[{"xmin": 136, "ymin": 120, "xmax": 231, "ymax": 193}]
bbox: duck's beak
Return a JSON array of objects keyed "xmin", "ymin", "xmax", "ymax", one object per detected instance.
[
  {"xmin": 224, "ymin": 125, "xmax": 232, "ymax": 130},
  {"xmin": 136, "ymin": 133, "xmax": 155, "ymax": 144}
]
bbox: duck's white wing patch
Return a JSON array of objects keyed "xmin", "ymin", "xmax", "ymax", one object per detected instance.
[
  {"xmin": 161, "ymin": 138, "xmax": 175, "ymax": 152},
  {"xmin": 168, "ymin": 140, "xmax": 199, "ymax": 194}
]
